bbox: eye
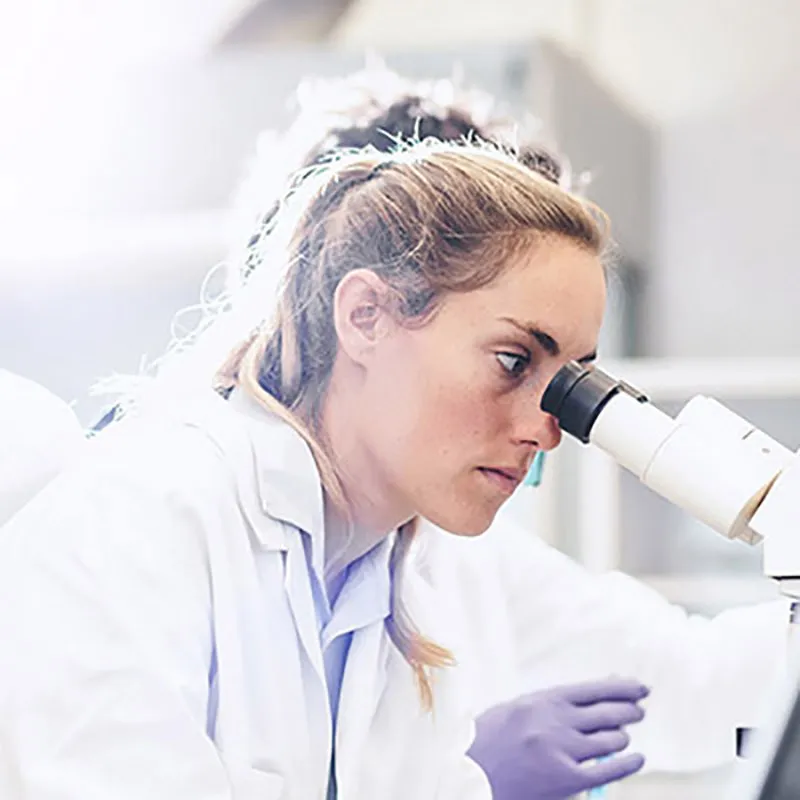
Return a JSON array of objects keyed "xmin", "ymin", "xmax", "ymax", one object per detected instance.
[{"xmin": 496, "ymin": 352, "xmax": 530, "ymax": 378}]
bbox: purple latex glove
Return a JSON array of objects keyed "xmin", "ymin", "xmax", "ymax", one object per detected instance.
[{"xmin": 467, "ymin": 677, "xmax": 648, "ymax": 800}]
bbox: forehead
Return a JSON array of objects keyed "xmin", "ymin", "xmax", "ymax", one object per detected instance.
[{"xmin": 446, "ymin": 236, "xmax": 607, "ymax": 350}]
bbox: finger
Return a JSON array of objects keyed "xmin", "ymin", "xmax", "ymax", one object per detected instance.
[
  {"xmin": 573, "ymin": 700, "xmax": 645, "ymax": 733},
  {"xmin": 563, "ymin": 678, "xmax": 649, "ymax": 706},
  {"xmin": 568, "ymin": 729, "xmax": 631, "ymax": 762},
  {"xmin": 581, "ymin": 752, "xmax": 646, "ymax": 788}
]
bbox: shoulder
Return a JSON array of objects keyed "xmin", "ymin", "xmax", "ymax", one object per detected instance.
[
  {"xmin": 5, "ymin": 387, "xmax": 322, "ymax": 562},
  {"xmin": 0, "ymin": 393, "xmax": 263, "ymax": 593},
  {"xmin": 72, "ymin": 388, "xmax": 302, "ymax": 535},
  {"xmin": 85, "ymin": 391, "xmax": 254, "ymax": 513}
]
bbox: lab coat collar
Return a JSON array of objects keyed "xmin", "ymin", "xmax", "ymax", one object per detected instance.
[
  {"xmin": 189, "ymin": 388, "xmax": 395, "ymax": 596},
  {"xmin": 321, "ymin": 535, "xmax": 394, "ymax": 648},
  {"xmin": 226, "ymin": 390, "xmax": 326, "ymax": 567}
]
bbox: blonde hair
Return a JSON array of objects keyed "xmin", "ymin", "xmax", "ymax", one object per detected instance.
[
  {"xmin": 228, "ymin": 61, "xmax": 574, "ymax": 289},
  {"xmin": 215, "ymin": 140, "xmax": 609, "ymax": 708}
]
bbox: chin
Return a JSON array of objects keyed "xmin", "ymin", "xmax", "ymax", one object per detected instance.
[{"xmin": 425, "ymin": 504, "xmax": 497, "ymax": 538}]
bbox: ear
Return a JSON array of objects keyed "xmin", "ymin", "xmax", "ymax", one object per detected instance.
[{"xmin": 333, "ymin": 269, "xmax": 396, "ymax": 365}]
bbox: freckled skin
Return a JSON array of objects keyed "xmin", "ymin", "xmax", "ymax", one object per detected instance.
[{"xmin": 356, "ymin": 236, "xmax": 607, "ymax": 536}]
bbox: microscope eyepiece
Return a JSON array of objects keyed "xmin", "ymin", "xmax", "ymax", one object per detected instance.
[
  {"xmin": 541, "ymin": 361, "xmax": 798, "ymax": 568},
  {"xmin": 541, "ymin": 362, "xmax": 648, "ymax": 443}
]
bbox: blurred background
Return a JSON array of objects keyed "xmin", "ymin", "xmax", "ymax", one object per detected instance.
[{"xmin": 3, "ymin": 1, "xmax": 800, "ymax": 796}]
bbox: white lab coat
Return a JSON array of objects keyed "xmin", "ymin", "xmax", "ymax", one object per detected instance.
[
  {"xmin": 418, "ymin": 516, "xmax": 789, "ymax": 773},
  {"xmin": 0, "ymin": 370, "xmax": 86, "ymax": 526},
  {"xmin": 0, "ymin": 375, "xmax": 789, "ymax": 781},
  {"xmin": 0, "ymin": 389, "xmax": 489, "ymax": 800}
]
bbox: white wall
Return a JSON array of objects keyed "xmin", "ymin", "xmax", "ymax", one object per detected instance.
[
  {"xmin": 334, "ymin": 0, "xmax": 800, "ymax": 124},
  {"xmin": 332, "ymin": 0, "xmax": 576, "ymax": 51},
  {"xmin": 647, "ymin": 70, "xmax": 800, "ymax": 356}
]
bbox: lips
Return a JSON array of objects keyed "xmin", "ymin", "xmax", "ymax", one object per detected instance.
[
  {"xmin": 489, "ymin": 466, "xmax": 526, "ymax": 484},
  {"xmin": 477, "ymin": 466, "xmax": 525, "ymax": 495}
]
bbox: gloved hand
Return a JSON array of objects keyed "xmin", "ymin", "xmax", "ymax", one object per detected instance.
[{"xmin": 467, "ymin": 677, "xmax": 648, "ymax": 800}]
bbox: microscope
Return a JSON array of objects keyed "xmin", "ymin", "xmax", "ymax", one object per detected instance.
[
  {"xmin": 541, "ymin": 362, "xmax": 800, "ymax": 800},
  {"xmin": 541, "ymin": 361, "xmax": 800, "ymax": 614}
]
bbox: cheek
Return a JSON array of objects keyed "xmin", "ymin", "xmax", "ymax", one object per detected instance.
[
  {"xmin": 418, "ymin": 384, "xmax": 490, "ymax": 456},
  {"xmin": 369, "ymin": 336, "xmax": 508, "ymax": 468}
]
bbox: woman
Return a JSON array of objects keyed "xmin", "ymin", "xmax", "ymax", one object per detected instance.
[
  {"xmin": 0, "ymin": 142, "xmax": 640, "ymax": 799},
  {"xmin": 231, "ymin": 65, "xmax": 786, "ymax": 778}
]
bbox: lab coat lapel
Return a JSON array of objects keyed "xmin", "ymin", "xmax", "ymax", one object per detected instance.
[
  {"xmin": 336, "ymin": 543, "xmax": 470, "ymax": 798},
  {"xmin": 333, "ymin": 535, "xmax": 395, "ymax": 793},
  {"xmin": 232, "ymin": 394, "xmax": 326, "ymax": 559},
  {"xmin": 335, "ymin": 618, "xmax": 391, "ymax": 794},
  {"xmin": 282, "ymin": 535, "xmax": 326, "ymax": 686},
  {"xmin": 226, "ymin": 391, "xmax": 330, "ymax": 685}
]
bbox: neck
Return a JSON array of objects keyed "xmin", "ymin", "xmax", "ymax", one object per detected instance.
[{"xmin": 317, "ymin": 377, "xmax": 412, "ymax": 578}]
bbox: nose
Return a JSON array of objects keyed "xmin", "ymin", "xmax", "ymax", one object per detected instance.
[
  {"xmin": 514, "ymin": 404, "xmax": 562, "ymax": 452},
  {"xmin": 536, "ymin": 413, "xmax": 562, "ymax": 451}
]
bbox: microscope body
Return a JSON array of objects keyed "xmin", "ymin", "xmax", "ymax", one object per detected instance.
[{"xmin": 750, "ymin": 455, "xmax": 800, "ymax": 598}]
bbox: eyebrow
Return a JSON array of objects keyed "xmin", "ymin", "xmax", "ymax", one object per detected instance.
[{"xmin": 501, "ymin": 317, "xmax": 598, "ymax": 364}]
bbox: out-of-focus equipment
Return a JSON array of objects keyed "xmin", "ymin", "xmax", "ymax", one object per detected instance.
[{"xmin": 726, "ymin": 662, "xmax": 800, "ymax": 799}]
